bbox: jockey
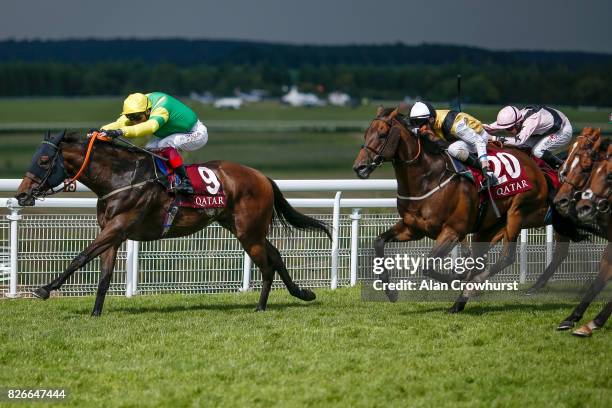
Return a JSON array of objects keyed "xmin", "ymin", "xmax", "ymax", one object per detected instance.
[
  {"xmin": 409, "ymin": 101, "xmax": 496, "ymax": 186},
  {"xmin": 484, "ymin": 105, "xmax": 571, "ymax": 169},
  {"xmin": 100, "ymin": 92, "xmax": 209, "ymax": 194}
]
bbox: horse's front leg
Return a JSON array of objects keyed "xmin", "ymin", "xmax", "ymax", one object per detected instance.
[
  {"xmin": 91, "ymin": 245, "xmax": 120, "ymax": 317},
  {"xmin": 33, "ymin": 217, "xmax": 129, "ymax": 300},
  {"xmin": 558, "ymin": 245, "xmax": 611, "ymax": 330},
  {"xmin": 374, "ymin": 220, "xmax": 421, "ymax": 302}
]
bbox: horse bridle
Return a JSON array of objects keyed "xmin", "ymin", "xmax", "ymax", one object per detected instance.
[
  {"xmin": 360, "ymin": 117, "xmax": 421, "ymax": 168},
  {"xmin": 26, "ymin": 139, "xmax": 68, "ymax": 199},
  {"xmin": 581, "ymin": 153, "xmax": 612, "ymax": 214}
]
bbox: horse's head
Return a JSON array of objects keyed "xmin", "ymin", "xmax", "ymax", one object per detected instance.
[
  {"xmin": 575, "ymin": 141, "xmax": 612, "ymax": 223},
  {"xmin": 554, "ymin": 127, "xmax": 602, "ymax": 215},
  {"xmin": 353, "ymin": 105, "xmax": 413, "ymax": 179},
  {"xmin": 15, "ymin": 130, "xmax": 68, "ymax": 206}
]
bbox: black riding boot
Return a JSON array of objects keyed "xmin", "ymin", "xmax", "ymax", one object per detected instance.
[
  {"xmin": 464, "ymin": 154, "xmax": 496, "ymax": 189},
  {"xmin": 173, "ymin": 165, "xmax": 194, "ymax": 195},
  {"xmin": 540, "ymin": 150, "xmax": 564, "ymax": 169}
]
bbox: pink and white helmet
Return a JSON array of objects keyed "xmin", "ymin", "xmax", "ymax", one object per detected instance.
[{"xmin": 487, "ymin": 106, "xmax": 522, "ymax": 131}]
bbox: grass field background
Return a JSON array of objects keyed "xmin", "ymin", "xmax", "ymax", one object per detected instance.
[{"xmin": 0, "ymin": 287, "xmax": 610, "ymax": 407}]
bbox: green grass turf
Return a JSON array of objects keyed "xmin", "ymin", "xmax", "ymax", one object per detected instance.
[{"xmin": 0, "ymin": 287, "xmax": 610, "ymax": 407}]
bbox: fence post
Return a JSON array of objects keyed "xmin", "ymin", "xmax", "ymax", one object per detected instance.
[
  {"xmin": 125, "ymin": 240, "xmax": 139, "ymax": 297},
  {"xmin": 6, "ymin": 199, "xmax": 21, "ymax": 298},
  {"xmin": 519, "ymin": 229, "xmax": 528, "ymax": 283},
  {"xmin": 330, "ymin": 191, "xmax": 342, "ymax": 289},
  {"xmin": 241, "ymin": 252, "xmax": 252, "ymax": 292},
  {"xmin": 546, "ymin": 225, "xmax": 553, "ymax": 267},
  {"xmin": 349, "ymin": 208, "xmax": 362, "ymax": 286}
]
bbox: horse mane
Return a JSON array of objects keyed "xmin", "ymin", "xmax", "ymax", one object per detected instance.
[{"xmin": 61, "ymin": 131, "xmax": 149, "ymax": 157}]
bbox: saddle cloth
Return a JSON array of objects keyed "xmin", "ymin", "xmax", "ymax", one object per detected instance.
[
  {"xmin": 449, "ymin": 148, "xmax": 533, "ymax": 201},
  {"xmin": 155, "ymin": 158, "xmax": 227, "ymax": 209}
]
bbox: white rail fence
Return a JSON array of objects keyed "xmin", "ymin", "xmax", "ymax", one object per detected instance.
[{"xmin": 0, "ymin": 179, "xmax": 605, "ymax": 298}]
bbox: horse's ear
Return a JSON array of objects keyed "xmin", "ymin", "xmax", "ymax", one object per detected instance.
[
  {"xmin": 594, "ymin": 128, "xmax": 601, "ymax": 137},
  {"xmin": 376, "ymin": 105, "xmax": 385, "ymax": 117},
  {"xmin": 389, "ymin": 107, "xmax": 399, "ymax": 119},
  {"xmin": 398, "ymin": 102, "xmax": 412, "ymax": 116},
  {"xmin": 44, "ymin": 130, "xmax": 50, "ymax": 141}
]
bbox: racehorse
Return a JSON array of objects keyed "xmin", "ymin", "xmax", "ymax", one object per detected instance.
[
  {"xmin": 558, "ymin": 141, "xmax": 611, "ymax": 336},
  {"xmin": 15, "ymin": 131, "xmax": 331, "ymax": 316},
  {"xmin": 352, "ymin": 106, "xmax": 578, "ymax": 312},
  {"xmin": 554, "ymin": 127, "xmax": 602, "ymax": 218}
]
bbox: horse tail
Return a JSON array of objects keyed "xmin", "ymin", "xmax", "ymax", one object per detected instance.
[
  {"xmin": 550, "ymin": 206, "xmax": 589, "ymax": 242},
  {"xmin": 268, "ymin": 178, "xmax": 332, "ymax": 240}
]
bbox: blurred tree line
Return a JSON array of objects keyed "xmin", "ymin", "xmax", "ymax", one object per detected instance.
[{"xmin": 0, "ymin": 40, "xmax": 610, "ymax": 105}]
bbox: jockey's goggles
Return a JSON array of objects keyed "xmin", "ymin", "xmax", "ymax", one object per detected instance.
[{"xmin": 126, "ymin": 112, "xmax": 146, "ymax": 122}]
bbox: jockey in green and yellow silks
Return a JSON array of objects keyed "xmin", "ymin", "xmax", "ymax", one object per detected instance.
[{"xmin": 100, "ymin": 92, "xmax": 208, "ymax": 194}]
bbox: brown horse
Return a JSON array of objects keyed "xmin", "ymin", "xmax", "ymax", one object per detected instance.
[
  {"xmin": 15, "ymin": 131, "xmax": 331, "ymax": 316},
  {"xmin": 561, "ymin": 141, "xmax": 612, "ymax": 336},
  {"xmin": 352, "ymin": 106, "xmax": 568, "ymax": 312},
  {"xmin": 554, "ymin": 127, "xmax": 603, "ymax": 218}
]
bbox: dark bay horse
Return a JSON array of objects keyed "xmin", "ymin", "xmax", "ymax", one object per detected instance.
[
  {"xmin": 352, "ymin": 106, "xmax": 576, "ymax": 312},
  {"xmin": 15, "ymin": 131, "xmax": 331, "ymax": 316},
  {"xmin": 559, "ymin": 141, "xmax": 611, "ymax": 336}
]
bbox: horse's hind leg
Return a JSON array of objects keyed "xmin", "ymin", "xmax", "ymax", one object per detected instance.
[
  {"xmin": 265, "ymin": 240, "xmax": 316, "ymax": 302},
  {"xmin": 525, "ymin": 233, "xmax": 570, "ymax": 295},
  {"xmin": 242, "ymin": 240, "xmax": 275, "ymax": 311}
]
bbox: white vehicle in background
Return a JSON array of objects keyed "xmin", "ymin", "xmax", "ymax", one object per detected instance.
[
  {"xmin": 281, "ymin": 86, "xmax": 325, "ymax": 107},
  {"xmin": 213, "ymin": 97, "xmax": 243, "ymax": 109},
  {"xmin": 189, "ymin": 91, "xmax": 215, "ymax": 104},
  {"xmin": 328, "ymin": 91, "xmax": 351, "ymax": 107},
  {"xmin": 236, "ymin": 89, "xmax": 268, "ymax": 103}
]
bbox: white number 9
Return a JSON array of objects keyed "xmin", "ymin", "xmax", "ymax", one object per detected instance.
[{"xmin": 197, "ymin": 166, "xmax": 220, "ymax": 194}]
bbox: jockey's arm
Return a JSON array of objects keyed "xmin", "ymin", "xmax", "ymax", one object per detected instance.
[
  {"xmin": 509, "ymin": 115, "xmax": 539, "ymax": 146},
  {"xmin": 118, "ymin": 118, "xmax": 161, "ymax": 138},
  {"xmin": 101, "ymin": 116, "xmax": 130, "ymax": 131}
]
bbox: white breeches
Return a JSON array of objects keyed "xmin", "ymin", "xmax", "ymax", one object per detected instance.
[
  {"xmin": 145, "ymin": 120, "xmax": 208, "ymax": 152},
  {"xmin": 530, "ymin": 121, "xmax": 573, "ymax": 158},
  {"xmin": 447, "ymin": 122, "xmax": 490, "ymax": 161}
]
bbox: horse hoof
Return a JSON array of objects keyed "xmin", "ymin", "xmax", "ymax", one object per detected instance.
[
  {"xmin": 557, "ymin": 321, "xmax": 575, "ymax": 330},
  {"xmin": 572, "ymin": 325, "xmax": 593, "ymax": 337},
  {"xmin": 299, "ymin": 289, "xmax": 316, "ymax": 302},
  {"xmin": 90, "ymin": 311, "xmax": 101, "ymax": 318},
  {"xmin": 523, "ymin": 287, "xmax": 540, "ymax": 296},
  {"xmin": 447, "ymin": 304, "xmax": 465, "ymax": 314},
  {"xmin": 32, "ymin": 287, "xmax": 50, "ymax": 300},
  {"xmin": 386, "ymin": 290, "xmax": 399, "ymax": 303},
  {"xmin": 254, "ymin": 306, "xmax": 266, "ymax": 312}
]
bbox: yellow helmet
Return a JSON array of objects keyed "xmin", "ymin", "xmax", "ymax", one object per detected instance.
[{"xmin": 121, "ymin": 93, "xmax": 151, "ymax": 115}]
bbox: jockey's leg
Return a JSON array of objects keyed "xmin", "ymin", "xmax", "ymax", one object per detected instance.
[
  {"xmin": 452, "ymin": 124, "xmax": 495, "ymax": 185},
  {"xmin": 155, "ymin": 121, "xmax": 209, "ymax": 194},
  {"xmin": 532, "ymin": 121, "xmax": 572, "ymax": 169}
]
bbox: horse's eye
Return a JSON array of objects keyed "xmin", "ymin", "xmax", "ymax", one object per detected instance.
[
  {"xmin": 606, "ymin": 173, "xmax": 612, "ymax": 184},
  {"xmin": 38, "ymin": 156, "xmax": 50, "ymax": 166}
]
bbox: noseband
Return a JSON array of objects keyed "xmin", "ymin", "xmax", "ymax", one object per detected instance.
[{"xmin": 360, "ymin": 118, "xmax": 421, "ymax": 168}]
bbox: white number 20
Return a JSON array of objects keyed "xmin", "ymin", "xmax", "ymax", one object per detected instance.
[
  {"xmin": 197, "ymin": 166, "xmax": 220, "ymax": 195},
  {"xmin": 488, "ymin": 152, "xmax": 521, "ymax": 184}
]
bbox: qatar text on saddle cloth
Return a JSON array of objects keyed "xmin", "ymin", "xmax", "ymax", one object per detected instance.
[{"xmin": 178, "ymin": 164, "xmax": 227, "ymax": 209}]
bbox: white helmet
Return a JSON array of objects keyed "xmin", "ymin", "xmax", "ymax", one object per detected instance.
[{"xmin": 409, "ymin": 101, "xmax": 436, "ymax": 124}]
